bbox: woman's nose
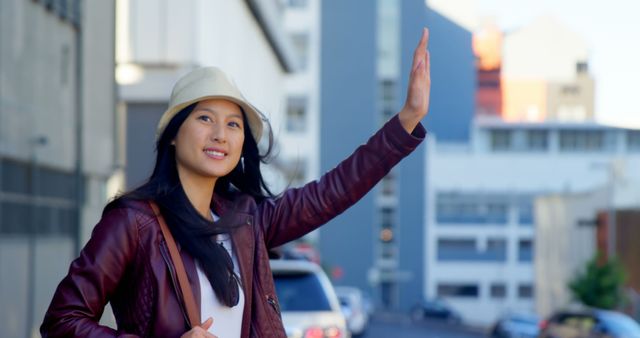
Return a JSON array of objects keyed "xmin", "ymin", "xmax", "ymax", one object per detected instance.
[{"xmin": 210, "ymin": 123, "xmax": 226, "ymax": 143}]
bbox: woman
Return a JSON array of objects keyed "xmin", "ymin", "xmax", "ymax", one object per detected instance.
[{"xmin": 41, "ymin": 28, "xmax": 431, "ymax": 337}]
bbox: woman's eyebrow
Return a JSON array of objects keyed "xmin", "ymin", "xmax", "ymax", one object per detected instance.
[{"xmin": 196, "ymin": 107, "xmax": 243, "ymax": 120}]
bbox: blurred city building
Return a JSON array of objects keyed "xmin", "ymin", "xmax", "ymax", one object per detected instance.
[
  {"xmin": 116, "ymin": 0, "xmax": 297, "ymax": 191},
  {"xmin": 279, "ymin": 0, "xmax": 321, "ymax": 191},
  {"xmin": 473, "ymin": 20, "xmax": 503, "ymax": 117},
  {"xmin": 501, "ymin": 16, "xmax": 595, "ymax": 122},
  {"xmin": 425, "ymin": 117, "xmax": 640, "ymax": 326},
  {"xmin": 276, "ymin": 0, "xmax": 322, "ymax": 255},
  {"xmin": 318, "ymin": 0, "xmax": 475, "ymax": 312},
  {"xmin": 536, "ymin": 183, "xmax": 640, "ymax": 320},
  {"xmin": 0, "ymin": 1, "xmax": 117, "ymax": 337}
]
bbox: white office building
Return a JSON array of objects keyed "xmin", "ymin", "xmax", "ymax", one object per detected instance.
[
  {"xmin": 424, "ymin": 116, "xmax": 640, "ymax": 326},
  {"xmin": 274, "ymin": 0, "xmax": 321, "ymax": 189}
]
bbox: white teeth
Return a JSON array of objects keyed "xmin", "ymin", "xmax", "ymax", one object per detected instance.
[{"xmin": 205, "ymin": 150, "xmax": 225, "ymax": 157}]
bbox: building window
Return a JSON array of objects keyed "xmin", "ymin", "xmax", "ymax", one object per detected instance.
[
  {"xmin": 518, "ymin": 197, "xmax": 534, "ymax": 225},
  {"xmin": 437, "ymin": 284, "xmax": 479, "ymax": 298},
  {"xmin": 381, "ymin": 79, "xmax": 396, "ymax": 101},
  {"xmin": 286, "ymin": 96, "xmax": 307, "ymax": 132},
  {"xmin": 486, "ymin": 203, "xmax": 508, "ymax": 223},
  {"xmin": 380, "ymin": 243, "xmax": 396, "ymax": 258},
  {"xmin": 54, "ymin": 0, "xmax": 69, "ymax": 20},
  {"xmin": 518, "ymin": 284, "xmax": 534, "ymax": 299},
  {"xmin": 382, "ymin": 108, "xmax": 395, "ymax": 120},
  {"xmin": 437, "ymin": 238, "xmax": 506, "ymax": 262},
  {"xmin": 381, "ymin": 207, "xmax": 394, "ymax": 229},
  {"xmin": 1, "ymin": 159, "xmax": 78, "ymax": 235},
  {"xmin": 518, "ymin": 239, "xmax": 533, "ymax": 262},
  {"xmin": 290, "ymin": 33, "xmax": 309, "ymax": 70},
  {"xmin": 35, "ymin": 0, "xmax": 80, "ymax": 27},
  {"xmin": 490, "ymin": 130, "xmax": 513, "ymax": 151},
  {"xmin": 437, "ymin": 239, "xmax": 476, "ymax": 261},
  {"xmin": 627, "ymin": 131, "xmax": 640, "ymax": 151},
  {"xmin": 380, "ymin": 173, "xmax": 395, "ymax": 196},
  {"xmin": 559, "ymin": 130, "xmax": 605, "ymax": 152},
  {"xmin": 487, "ymin": 238, "xmax": 507, "ymax": 261},
  {"xmin": 490, "ymin": 284, "xmax": 507, "ymax": 299},
  {"xmin": 71, "ymin": 0, "xmax": 81, "ymax": 27},
  {"xmin": 380, "ymin": 79, "xmax": 397, "ymax": 122},
  {"xmin": 576, "ymin": 61, "xmax": 589, "ymax": 74},
  {"xmin": 561, "ymin": 85, "xmax": 580, "ymax": 95},
  {"xmin": 526, "ymin": 130, "xmax": 548, "ymax": 151},
  {"xmin": 437, "ymin": 193, "xmax": 508, "ymax": 225},
  {"xmin": 287, "ymin": 0, "xmax": 308, "ymax": 8}
]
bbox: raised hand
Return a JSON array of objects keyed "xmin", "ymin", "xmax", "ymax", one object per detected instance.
[{"xmin": 399, "ymin": 28, "xmax": 431, "ymax": 134}]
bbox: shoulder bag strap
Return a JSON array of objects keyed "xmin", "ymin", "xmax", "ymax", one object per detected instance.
[{"xmin": 149, "ymin": 201, "xmax": 201, "ymax": 328}]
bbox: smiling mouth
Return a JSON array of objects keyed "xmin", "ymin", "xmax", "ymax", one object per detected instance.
[{"xmin": 204, "ymin": 149, "xmax": 227, "ymax": 159}]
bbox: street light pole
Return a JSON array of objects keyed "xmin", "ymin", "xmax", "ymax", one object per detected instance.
[
  {"xmin": 607, "ymin": 171, "xmax": 616, "ymax": 259},
  {"xmin": 606, "ymin": 159, "xmax": 625, "ymax": 260},
  {"xmin": 26, "ymin": 135, "xmax": 47, "ymax": 338}
]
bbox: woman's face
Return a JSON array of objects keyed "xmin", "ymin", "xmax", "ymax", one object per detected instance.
[{"xmin": 173, "ymin": 98, "xmax": 245, "ymax": 182}]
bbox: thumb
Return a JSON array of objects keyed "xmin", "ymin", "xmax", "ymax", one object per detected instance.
[{"xmin": 200, "ymin": 317, "xmax": 214, "ymax": 330}]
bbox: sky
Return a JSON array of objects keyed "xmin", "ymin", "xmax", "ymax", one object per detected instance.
[{"xmin": 428, "ymin": 0, "xmax": 640, "ymax": 128}]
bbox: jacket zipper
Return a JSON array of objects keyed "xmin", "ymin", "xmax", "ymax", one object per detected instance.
[
  {"xmin": 266, "ymin": 295, "xmax": 281, "ymax": 317},
  {"xmin": 159, "ymin": 241, "xmax": 192, "ymax": 328}
]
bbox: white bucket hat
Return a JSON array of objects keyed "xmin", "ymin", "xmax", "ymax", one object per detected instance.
[{"xmin": 156, "ymin": 67, "xmax": 264, "ymax": 142}]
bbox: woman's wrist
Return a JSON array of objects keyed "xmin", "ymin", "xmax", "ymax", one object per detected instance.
[{"xmin": 398, "ymin": 107, "xmax": 423, "ymax": 134}]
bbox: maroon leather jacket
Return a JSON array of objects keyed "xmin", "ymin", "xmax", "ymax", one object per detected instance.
[{"xmin": 40, "ymin": 115, "xmax": 425, "ymax": 337}]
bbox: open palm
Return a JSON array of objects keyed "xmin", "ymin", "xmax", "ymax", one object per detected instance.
[{"xmin": 399, "ymin": 28, "xmax": 431, "ymax": 133}]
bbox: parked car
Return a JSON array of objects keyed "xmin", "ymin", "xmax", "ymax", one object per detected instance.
[
  {"xmin": 538, "ymin": 309, "xmax": 640, "ymax": 338},
  {"xmin": 489, "ymin": 313, "xmax": 540, "ymax": 338},
  {"xmin": 410, "ymin": 298, "xmax": 462, "ymax": 324},
  {"xmin": 334, "ymin": 286, "xmax": 370, "ymax": 336},
  {"xmin": 271, "ymin": 259, "xmax": 350, "ymax": 338}
]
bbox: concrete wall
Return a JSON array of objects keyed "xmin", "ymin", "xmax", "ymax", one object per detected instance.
[{"xmin": 0, "ymin": 1, "xmax": 117, "ymax": 336}]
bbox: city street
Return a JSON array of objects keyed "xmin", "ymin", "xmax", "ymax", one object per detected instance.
[{"xmin": 363, "ymin": 313, "xmax": 486, "ymax": 338}]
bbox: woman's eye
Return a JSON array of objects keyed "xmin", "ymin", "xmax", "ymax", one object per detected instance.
[
  {"xmin": 228, "ymin": 121, "xmax": 241, "ymax": 128},
  {"xmin": 198, "ymin": 115, "xmax": 212, "ymax": 122}
]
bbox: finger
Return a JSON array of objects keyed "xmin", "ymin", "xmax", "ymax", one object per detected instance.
[
  {"xmin": 200, "ymin": 317, "xmax": 214, "ymax": 331},
  {"xmin": 412, "ymin": 28, "xmax": 428, "ymax": 70},
  {"xmin": 424, "ymin": 50, "xmax": 431, "ymax": 78},
  {"xmin": 424, "ymin": 27, "xmax": 430, "ymax": 50}
]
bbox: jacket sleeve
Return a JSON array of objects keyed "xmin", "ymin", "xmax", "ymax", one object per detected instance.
[
  {"xmin": 257, "ymin": 114, "xmax": 426, "ymax": 249},
  {"xmin": 40, "ymin": 207, "xmax": 141, "ymax": 338}
]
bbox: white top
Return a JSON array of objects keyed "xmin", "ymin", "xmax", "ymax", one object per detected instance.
[{"xmin": 196, "ymin": 212, "xmax": 244, "ymax": 337}]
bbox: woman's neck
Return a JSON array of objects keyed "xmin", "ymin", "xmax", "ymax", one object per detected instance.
[{"xmin": 176, "ymin": 167, "xmax": 216, "ymax": 221}]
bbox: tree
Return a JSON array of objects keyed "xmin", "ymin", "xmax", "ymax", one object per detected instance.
[{"xmin": 569, "ymin": 252, "xmax": 627, "ymax": 309}]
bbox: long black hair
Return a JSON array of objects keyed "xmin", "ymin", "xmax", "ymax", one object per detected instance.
[{"xmin": 106, "ymin": 102, "xmax": 275, "ymax": 307}]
